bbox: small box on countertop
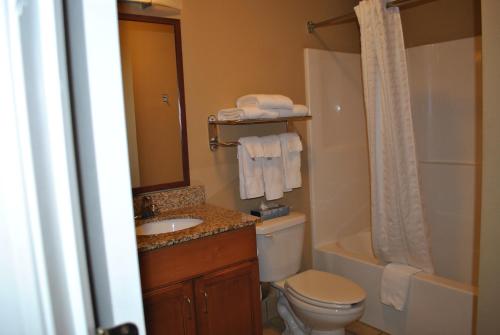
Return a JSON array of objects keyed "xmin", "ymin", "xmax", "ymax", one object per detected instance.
[{"xmin": 251, "ymin": 204, "xmax": 290, "ymax": 221}]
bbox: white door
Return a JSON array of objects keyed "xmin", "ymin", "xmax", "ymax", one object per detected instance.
[{"xmin": 0, "ymin": 0, "xmax": 145, "ymax": 334}]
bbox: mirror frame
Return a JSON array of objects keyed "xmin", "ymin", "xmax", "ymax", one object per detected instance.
[{"xmin": 119, "ymin": 14, "xmax": 190, "ymax": 195}]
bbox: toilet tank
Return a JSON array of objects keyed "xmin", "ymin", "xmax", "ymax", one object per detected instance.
[{"xmin": 255, "ymin": 212, "xmax": 306, "ymax": 282}]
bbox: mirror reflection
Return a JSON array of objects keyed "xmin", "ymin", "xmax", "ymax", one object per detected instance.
[{"xmin": 118, "ymin": 15, "xmax": 189, "ymax": 194}]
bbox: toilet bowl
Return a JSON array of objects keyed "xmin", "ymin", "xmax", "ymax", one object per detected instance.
[
  {"xmin": 272, "ymin": 270, "xmax": 365, "ymax": 335},
  {"xmin": 255, "ymin": 213, "xmax": 366, "ymax": 335}
]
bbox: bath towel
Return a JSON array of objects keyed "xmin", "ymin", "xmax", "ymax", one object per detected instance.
[
  {"xmin": 279, "ymin": 133, "xmax": 303, "ymax": 191},
  {"xmin": 237, "ymin": 94, "xmax": 294, "ymax": 110},
  {"xmin": 278, "ymin": 104, "xmax": 309, "ymax": 118},
  {"xmin": 238, "ymin": 137, "xmax": 265, "ymax": 199},
  {"xmin": 260, "ymin": 135, "xmax": 284, "ymax": 200},
  {"xmin": 381, "ymin": 263, "xmax": 422, "ymax": 311}
]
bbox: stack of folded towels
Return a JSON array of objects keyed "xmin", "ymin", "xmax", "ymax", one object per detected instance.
[
  {"xmin": 217, "ymin": 94, "xmax": 309, "ymax": 121},
  {"xmin": 238, "ymin": 132, "xmax": 303, "ymax": 200}
]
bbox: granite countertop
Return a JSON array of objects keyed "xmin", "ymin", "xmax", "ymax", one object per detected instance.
[{"xmin": 135, "ymin": 204, "xmax": 260, "ymax": 253}]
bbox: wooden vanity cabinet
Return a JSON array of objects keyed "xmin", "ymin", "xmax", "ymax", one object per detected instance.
[
  {"xmin": 139, "ymin": 226, "xmax": 262, "ymax": 335},
  {"xmin": 194, "ymin": 261, "xmax": 261, "ymax": 335},
  {"xmin": 143, "ymin": 281, "xmax": 196, "ymax": 335}
]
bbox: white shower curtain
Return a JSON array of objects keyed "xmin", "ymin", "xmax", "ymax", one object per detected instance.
[{"xmin": 354, "ymin": 0, "xmax": 434, "ymax": 273}]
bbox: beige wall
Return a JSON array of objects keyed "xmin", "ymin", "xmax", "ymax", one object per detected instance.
[
  {"xmin": 401, "ymin": 0, "xmax": 481, "ymax": 48},
  {"xmin": 180, "ymin": 0, "xmax": 359, "ymax": 268},
  {"xmin": 477, "ymin": 0, "xmax": 500, "ymax": 333}
]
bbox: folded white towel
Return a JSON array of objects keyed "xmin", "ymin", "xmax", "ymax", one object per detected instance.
[
  {"xmin": 217, "ymin": 108, "xmax": 243, "ymax": 121},
  {"xmin": 381, "ymin": 263, "xmax": 422, "ymax": 311},
  {"xmin": 241, "ymin": 106, "xmax": 280, "ymax": 119},
  {"xmin": 260, "ymin": 135, "xmax": 284, "ymax": 201},
  {"xmin": 279, "ymin": 133, "xmax": 302, "ymax": 191},
  {"xmin": 238, "ymin": 137, "xmax": 265, "ymax": 199},
  {"xmin": 217, "ymin": 107, "xmax": 279, "ymax": 121},
  {"xmin": 278, "ymin": 104, "xmax": 309, "ymax": 117},
  {"xmin": 237, "ymin": 94, "xmax": 294, "ymax": 110}
]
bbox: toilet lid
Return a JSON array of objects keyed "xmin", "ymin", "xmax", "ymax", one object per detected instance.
[{"xmin": 285, "ymin": 270, "xmax": 366, "ymax": 306}]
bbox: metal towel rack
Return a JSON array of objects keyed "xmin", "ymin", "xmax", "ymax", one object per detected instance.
[{"xmin": 207, "ymin": 115, "xmax": 312, "ymax": 151}]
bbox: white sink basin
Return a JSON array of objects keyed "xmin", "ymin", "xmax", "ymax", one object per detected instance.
[{"xmin": 136, "ymin": 218, "xmax": 203, "ymax": 235}]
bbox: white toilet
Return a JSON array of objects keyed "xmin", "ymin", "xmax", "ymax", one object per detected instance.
[{"xmin": 256, "ymin": 212, "xmax": 366, "ymax": 335}]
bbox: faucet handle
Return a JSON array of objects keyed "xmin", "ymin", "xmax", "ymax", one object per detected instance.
[
  {"xmin": 141, "ymin": 196, "xmax": 152, "ymax": 208},
  {"xmin": 151, "ymin": 203, "xmax": 160, "ymax": 215},
  {"xmin": 140, "ymin": 196, "xmax": 155, "ymax": 219}
]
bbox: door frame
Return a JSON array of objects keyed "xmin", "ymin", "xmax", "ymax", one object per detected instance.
[{"xmin": 64, "ymin": 0, "xmax": 145, "ymax": 332}]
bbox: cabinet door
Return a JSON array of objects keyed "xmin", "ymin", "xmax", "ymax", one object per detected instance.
[
  {"xmin": 143, "ymin": 281, "xmax": 196, "ymax": 335},
  {"xmin": 194, "ymin": 260, "xmax": 262, "ymax": 335}
]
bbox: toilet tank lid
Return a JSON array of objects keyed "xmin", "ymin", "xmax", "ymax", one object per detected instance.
[{"xmin": 255, "ymin": 212, "xmax": 306, "ymax": 235}]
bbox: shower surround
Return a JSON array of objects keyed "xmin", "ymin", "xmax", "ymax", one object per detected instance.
[{"xmin": 306, "ymin": 36, "xmax": 481, "ymax": 334}]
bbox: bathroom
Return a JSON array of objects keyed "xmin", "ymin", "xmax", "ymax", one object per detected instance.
[{"xmin": 1, "ymin": 0, "xmax": 499, "ymax": 335}]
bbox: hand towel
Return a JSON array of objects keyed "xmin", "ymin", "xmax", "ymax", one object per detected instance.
[
  {"xmin": 381, "ymin": 263, "xmax": 422, "ymax": 311},
  {"xmin": 237, "ymin": 94, "xmax": 294, "ymax": 110},
  {"xmin": 217, "ymin": 108, "xmax": 243, "ymax": 121},
  {"xmin": 238, "ymin": 137, "xmax": 264, "ymax": 199},
  {"xmin": 279, "ymin": 133, "xmax": 303, "ymax": 191},
  {"xmin": 278, "ymin": 104, "xmax": 309, "ymax": 117},
  {"xmin": 241, "ymin": 106, "xmax": 280, "ymax": 119},
  {"xmin": 260, "ymin": 135, "xmax": 284, "ymax": 200}
]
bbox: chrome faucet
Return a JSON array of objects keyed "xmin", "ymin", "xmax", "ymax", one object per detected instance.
[{"xmin": 138, "ymin": 196, "xmax": 158, "ymax": 219}]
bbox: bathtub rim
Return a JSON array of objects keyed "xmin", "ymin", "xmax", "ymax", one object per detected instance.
[{"xmin": 315, "ymin": 241, "xmax": 478, "ymax": 296}]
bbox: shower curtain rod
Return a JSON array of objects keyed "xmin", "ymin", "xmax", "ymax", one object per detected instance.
[{"xmin": 307, "ymin": 0, "xmax": 438, "ymax": 33}]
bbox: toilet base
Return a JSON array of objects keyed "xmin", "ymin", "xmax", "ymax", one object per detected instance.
[
  {"xmin": 277, "ymin": 292, "xmax": 309, "ymax": 335},
  {"xmin": 276, "ymin": 291, "xmax": 348, "ymax": 335}
]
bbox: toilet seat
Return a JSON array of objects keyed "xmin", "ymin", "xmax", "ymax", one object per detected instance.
[
  {"xmin": 284, "ymin": 270, "xmax": 366, "ymax": 309},
  {"xmin": 286, "ymin": 287, "xmax": 353, "ymax": 310},
  {"xmin": 285, "ymin": 289, "xmax": 365, "ymax": 318}
]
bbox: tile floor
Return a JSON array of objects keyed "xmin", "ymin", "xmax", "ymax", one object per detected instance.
[
  {"xmin": 263, "ymin": 320, "xmax": 388, "ymax": 335},
  {"xmin": 262, "ymin": 327, "xmax": 280, "ymax": 335},
  {"xmin": 346, "ymin": 321, "xmax": 389, "ymax": 335}
]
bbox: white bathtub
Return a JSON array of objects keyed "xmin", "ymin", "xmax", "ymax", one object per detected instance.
[{"xmin": 314, "ymin": 231, "xmax": 477, "ymax": 335}]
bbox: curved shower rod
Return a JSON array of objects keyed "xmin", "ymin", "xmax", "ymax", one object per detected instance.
[{"xmin": 307, "ymin": 0, "xmax": 439, "ymax": 33}]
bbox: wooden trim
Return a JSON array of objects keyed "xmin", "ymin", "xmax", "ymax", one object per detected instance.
[
  {"xmin": 132, "ymin": 181, "xmax": 187, "ymax": 196},
  {"xmin": 119, "ymin": 14, "xmax": 191, "ymax": 195},
  {"xmin": 118, "ymin": 13, "xmax": 180, "ymax": 26}
]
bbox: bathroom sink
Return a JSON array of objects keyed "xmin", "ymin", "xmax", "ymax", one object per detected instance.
[{"xmin": 136, "ymin": 218, "xmax": 203, "ymax": 235}]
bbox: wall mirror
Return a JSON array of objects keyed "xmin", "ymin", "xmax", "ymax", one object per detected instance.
[{"xmin": 118, "ymin": 14, "xmax": 189, "ymax": 195}]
